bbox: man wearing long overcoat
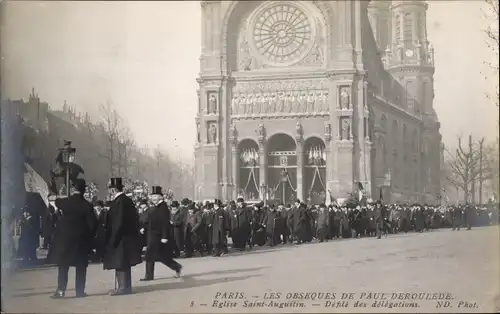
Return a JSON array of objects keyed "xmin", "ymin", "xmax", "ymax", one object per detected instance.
[
  {"xmin": 184, "ymin": 203, "xmax": 203, "ymax": 257},
  {"xmin": 103, "ymin": 177, "xmax": 142, "ymax": 296},
  {"xmin": 264, "ymin": 205, "xmax": 280, "ymax": 246},
  {"xmin": 140, "ymin": 186, "xmax": 182, "ymax": 281},
  {"xmin": 93, "ymin": 200, "xmax": 108, "ymax": 262},
  {"xmin": 50, "ymin": 179, "xmax": 97, "ymax": 299},
  {"xmin": 212, "ymin": 200, "xmax": 229, "ymax": 257},
  {"xmin": 374, "ymin": 201, "xmax": 385, "ymax": 239},
  {"xmin": 230, "ymin": 198, "xmax": 251, "ymax": 250},
  {"xmin": 170, "ymin": 201, "xmax": 185, "ymax": 257},
  {"xmin": 464, "ymin": 204, "xmax": 476, "ymax": 230}
]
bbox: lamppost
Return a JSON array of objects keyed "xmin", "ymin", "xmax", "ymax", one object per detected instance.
[
  {"xmin": 280, "ymin": 168, "xmax": 288, "ymax": 203},
  {"xmin": 60, "ymin": 140, "xmax": 76, "ymax": 197}
]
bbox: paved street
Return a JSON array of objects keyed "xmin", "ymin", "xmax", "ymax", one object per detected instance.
[{"xmin": 3, "ymin": 226, "xmax": 500, "ymax": 313}]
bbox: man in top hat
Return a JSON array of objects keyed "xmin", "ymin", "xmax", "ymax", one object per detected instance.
[
  {"xmin": 50, "ymin": 179, "xmax": 98, "ymax": 299},
  {"xmin": 140, "ymin": 186, "xmax": 182, "ymax": 281},
  {"xmin": 212, "ymin": 199, "xmax": 230, "ymax": 257},
  {"xmin": 230, "ymin": 198, "xmax": 251, "ymax": 251},
  {"xmin": 103, "ymin": 177, "xmax": 142, "ymax": 296},
  {"xmin": 92, "ymin": 200, "xmax": 108, "ymax": 262},
  {"xmin": 170, "ymin": 200, "xmax": 185, "ymax": 257}
]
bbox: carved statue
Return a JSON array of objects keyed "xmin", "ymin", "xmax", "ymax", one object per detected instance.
[
  {"xmin": 307, "ymin": 91, "xmax": 315, "ymax": 112},
  {"xmin": 248, "ymin": 95, "xmax": 255, "ymax": 115},
  {"xmin": 296, "ymin": 121, "xmax": 303, "ymax": 137},
  {"xmin": 269, "ymin": 94, "xmax": 276, "ymax": 113},
  {"xmin": 258, "ymin": 123, "xmax": 265, "ymax": 138},
  {"xmin": 230, "ymin": 124, "xmax": 237, "ymax": 140},
  {"xmin": 340, "ymin": 87, "xmax": 350, "ymax": 110},
  {"xmin": 208, "ymin": 123, "xmax": 217, "ymax": 143},
  {"xmin": 277, "ymin": 92, "xmax": 285, "ymax": 113},
  {"xmin": 238, "ymin": 96, "xmax": 246, "ymax": 115},
  {"xmin": 324, "ymin": 123, "xmax": 331, "ymax": 137},
  {"xmin": 197, "ymin": 123, "xmax": 201, "ymax": 142},
  {"xmin": 291, "ymin": 92, "xmax": 299, "ymax": 112},
  {"xmin": 341, "ymin": 118, "xmax": 351, "ymax": 140},
  {"xmin": 245, "ymin": 96, "xmax": 252, "ymax": 115},
  {"xmin": 299, "ymin": 92, "xmax": 307, "ymax": 113},
  {"xmin": 261, "ymin": 93, "xmax": 269, "ymax": 114},
  {"xmin": 208, "ymin": 94, "xmax": 218, "ymax": 114},
  {"xmin": 315, "ymin": 91, "xmax": 323, "ymax": 112},
  {"xmin": 231, "ymin": 96, "xmax": 239, "ymax": 115},
  {"xmin": 284, "ymin": 92, "xmax": 292, "ymax": 113}
]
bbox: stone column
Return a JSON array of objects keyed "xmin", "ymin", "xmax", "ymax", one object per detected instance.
[
  {"xmin": 258, "ymin": 141, "xmax": 266, "ymax": 200},
  {"xmin": 258, "ymin": 126, "xmax": 267, "ymax": 201},
  {"xmin": 296, "ymin": 140, "xmax": 304, "ymax": 201},
  {"xmin": 230, "ymin": 139, "xmax": 239, "ymax": 200},
  {"xmin": 324, "ymin": 122, "xmax": 332, "ymax": 195},
  {"xmin": 295, "ymin": 122, "xmax": 304, "ymax": 201}
]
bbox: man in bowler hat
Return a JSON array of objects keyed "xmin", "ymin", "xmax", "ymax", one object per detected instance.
[
  {"xmin": 140, "ymin": 186, "xmax": 182, "ymax": 281},
  {"xmin": 50, "ymin": 179, "xmax": 98, "ymax": 299},
  {"xmin": 103, "ymin": 177, "xmax": 142, "ymax": 296}
]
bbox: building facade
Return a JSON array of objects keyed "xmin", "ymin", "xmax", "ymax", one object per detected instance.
[{"xmin": 194, "ymin": 0, "xmax": 442, "ymax": 204}]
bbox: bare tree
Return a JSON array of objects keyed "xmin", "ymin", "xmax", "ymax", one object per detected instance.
[
  {"xmin": 98, "ymin": 101, "xmax": 121, "ymax": 176},
  {"xmin": 484, "ymin": 138, "xmax": 500, "ymax": 200},
  {"xmin": 483, "ymin": 0, "xmax": 499, "ymax": 107},
  {"xmin": 445, "ymin": 135, "xmax": 491, "ymax": 203}
]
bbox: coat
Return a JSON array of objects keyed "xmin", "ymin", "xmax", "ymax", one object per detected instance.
[
  {"xmin": 103, "ymin": 193, "xmax": 142, "ymax": 270},
  {"xmin": 145, "ymin": 201, "xmax": 174, "ymax": 262},
  {"xmin": 50, "ymin": 194, "xmax": 98, "ymax": 266},
  {"xmin": 212, "ymin": 208, "xmax": 229, "ymax": 245}
]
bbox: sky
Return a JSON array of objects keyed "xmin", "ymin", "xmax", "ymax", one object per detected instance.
[{"xmin": 1, "ymin": 1, "xmax": 498, "ymax": 161}]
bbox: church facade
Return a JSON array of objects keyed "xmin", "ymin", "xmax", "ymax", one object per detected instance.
[{"xmin": 194, "ymin": 0, "xmax": 442, "ymax": 204}]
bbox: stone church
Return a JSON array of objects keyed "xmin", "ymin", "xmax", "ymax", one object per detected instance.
[{"xmin": 194, "ymin": 0, "xmax": 442, "ymax": 204}]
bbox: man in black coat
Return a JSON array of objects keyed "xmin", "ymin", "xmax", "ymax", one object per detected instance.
[
  {"xmin": 103, "ymin": 177, "xmax": 142, "ymax": 296},
  {"xmin": 374, "ymin": 201, "xmax": 385, "ymax": 239},
  {"xmin": 93, "ymin": 200, "xmax": 107, "ymax": 262},
  {"xmin": 50, "ymin": 179, "xmax": 98, "ymax": 299},
  {"xmin": 140, "ymin": 187, "xmax": 182, "ymax": 281}
]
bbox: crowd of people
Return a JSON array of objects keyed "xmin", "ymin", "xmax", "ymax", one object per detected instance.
[{"xmin": 7, "ymin": 176, "xmax": 499, "ymax": 298}]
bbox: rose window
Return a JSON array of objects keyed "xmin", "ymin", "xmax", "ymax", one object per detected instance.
[{"xmin": 251, "ymin": 3, "xmax": 314, "ymax": 64}]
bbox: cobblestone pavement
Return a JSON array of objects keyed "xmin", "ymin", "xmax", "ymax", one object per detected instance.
[{"xmin": 3, "ymin": 226, "xmax": 499, "ymax": 313}]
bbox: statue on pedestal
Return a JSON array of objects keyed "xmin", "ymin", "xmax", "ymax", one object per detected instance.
[
  {"xmin": 208, "ymin": 94, "xmax": 218, "ymax": 114},
  {"xmin": 340, "ymin": 87, "xmax": 350, "ymax": 110},
  {"xmin": 341, "ymin": 118, "xmax": 351, "ymax": 140},
  {"xmin": 208, "ymin": 123, "xmax": 217, "ymax": 144}
]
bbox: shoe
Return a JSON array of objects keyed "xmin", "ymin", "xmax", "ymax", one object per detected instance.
[
  {"xmin": 140, "ymin": 277, "xmax": 153, "ymax": 281},
  {"xmin": 175, "ymin": 266, "xmax": 183, "ymax": 278},
  {"xmin": 50, "ymin": 290, "xmax": 65, "ymax": 299},
  {"xmin": 75, "ymin": 292, "xmax": 87, "ymax": 298}
]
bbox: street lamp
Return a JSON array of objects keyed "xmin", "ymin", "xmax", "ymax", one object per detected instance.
[
  {"xmin": 61, "ymin": 140, "xmax": 76, "ymax": 197},
  {"xmin": 280, "ymin": 169, "xmax": 288, "ymax": 203}
]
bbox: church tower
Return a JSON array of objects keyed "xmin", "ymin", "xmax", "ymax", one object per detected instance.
[{"xmin": 384, "ymin": 0, "xmax": 441, "ymax": 202}]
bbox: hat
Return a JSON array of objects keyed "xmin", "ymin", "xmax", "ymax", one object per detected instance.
[
  {"xmin": 73, "ymin": 178, "xmax": 86, "ymax": 193},
  {"xmin": 236, "ymin": 197, "xmax": 244, "ymax": 203},
  {"xmin": 256, "ymin": 201, "xmax": 264, "ymax": 208},
  {"xmin": 171, "ymin": 200, "xmax": 180, "ymax": 208},
  {"xmin": 229, "ymin": 200, "xmax": 236, "ymax": 206},
  {"xmin": 95, "ymin": 200, "xmax": 104, "ymax": 207},
  {"xmin": 188, "ymin": 203, "xmax": 196, "ymax": 210},
  {"xmin": 181, "ymin": 198, "xmax": 190, "ymax": 206},
  {"xmin": 294, "ymin": 199, "xmax": 301, "ymax": 204},
  {"xmin": 214, "ymin": 199, "xmax": 223, "ymax": 206},
  {"xmin": 138, "ymin": 199, "xmax": 147, "ymax": 205},
  {"xmin": 109, "ymin": 177, "xmax": 123, "ymax": 189},
  {"xmin": 104, "ymin": 201, "xmax": 112, "ymax": 207},
  {"xmin": 151, "ymin": 186, "xmax": 162, "ymax": 195}
]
